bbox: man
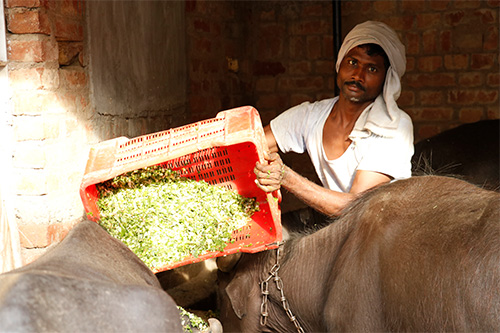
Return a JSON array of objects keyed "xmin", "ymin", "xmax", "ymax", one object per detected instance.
[{"xmin": 254, "ymin": 21, "xmax": 414, "ymax": 218}]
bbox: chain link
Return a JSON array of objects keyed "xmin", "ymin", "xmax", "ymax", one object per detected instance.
[{"xmin": 260, "ymin": 246, "xmax": 305, "ymax": 333}]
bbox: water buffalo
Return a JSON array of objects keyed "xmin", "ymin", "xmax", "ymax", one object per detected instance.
[
  {"xmin": 0, "ymin": 220, "xmax": 184, "ymax": 332},
  {"xmin": 412, "ymin": 119, "xmax": 499, "ymax": 191},
  {"xmin": 217, "ymin": 175, "xmax": 500, "ymax": 332}
]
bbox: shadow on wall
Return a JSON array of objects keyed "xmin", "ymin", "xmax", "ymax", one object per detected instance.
[{"xmin": 412, "ymin": 119, "xmax": 500, "ymax": 192}]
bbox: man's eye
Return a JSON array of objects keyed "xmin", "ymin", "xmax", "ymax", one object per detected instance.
[
  {"xmin": 348, "ymin": 59, "xmax": 356, "ymax": 66},
  {"xmin": 369, "ymin": 66, "xmax": 377, "ymax": 73}
]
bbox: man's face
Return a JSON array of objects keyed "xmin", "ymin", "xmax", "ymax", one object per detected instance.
[{"xmin": 337, "ymin": 46, "xmax": 388, "ymax": 104}]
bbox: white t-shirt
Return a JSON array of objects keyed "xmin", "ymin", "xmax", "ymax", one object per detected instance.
[{"xmin": 270, "ymin": 97, "xmax": 414, "ymax": 193}]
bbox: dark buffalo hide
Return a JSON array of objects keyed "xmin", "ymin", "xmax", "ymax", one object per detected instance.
[
  {"xmin": 412, "ymin": 119, "xmax": 499, "ymax": 191},
  {"xmin": 217, "ymin": 176, "xmax": 500, "ymax": 332},
  {"xmin": 0, "ymin": 220, "xmax": 183, "ymax": 333}
]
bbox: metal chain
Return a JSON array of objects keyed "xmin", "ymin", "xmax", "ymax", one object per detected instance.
[{"xmin": 260, "ymin": 246, "xmax": 305, "ymax": 333}]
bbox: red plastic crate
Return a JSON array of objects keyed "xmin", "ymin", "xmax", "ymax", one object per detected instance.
[{"xmin": 80, "ymin": 106, "xmax": 282, "ymax": 272}]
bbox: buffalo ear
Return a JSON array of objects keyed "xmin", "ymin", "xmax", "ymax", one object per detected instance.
[{"xmin": 225, "ymin": 273, "xmax": 253, "ymax": 319}]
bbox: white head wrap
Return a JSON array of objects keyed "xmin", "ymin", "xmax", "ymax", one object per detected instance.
[{"xmin": 336, "ymin": 21, "xmax": 406, "ymax": 138}]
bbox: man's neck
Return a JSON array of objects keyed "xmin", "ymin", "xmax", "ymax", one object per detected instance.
[{"xmin": 334, "ymin": 94, "xmax": 374, "ymax": 126}]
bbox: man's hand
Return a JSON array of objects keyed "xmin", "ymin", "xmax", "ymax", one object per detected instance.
[{"xmin": 254, "ymin": 152, "xmax": 286, "ymax": 193}]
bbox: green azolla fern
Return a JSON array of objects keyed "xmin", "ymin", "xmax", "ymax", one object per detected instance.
[{"xmin": 96, "ymin": 165, "xmax": 258, "ymax": 268}]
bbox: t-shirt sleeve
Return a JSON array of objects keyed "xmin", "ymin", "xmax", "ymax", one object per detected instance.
[
  {"xmin": 357, "ymin": 114, "xmax": 414, "ymax": 180},
  {"xmin": 269, "ymin": 102, "xmax": 312, "ymax": 154}
]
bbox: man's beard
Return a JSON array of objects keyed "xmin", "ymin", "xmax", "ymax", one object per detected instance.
[{"xmin": 341, "ymin": 80, "xmax": 367, "ymax": 103}]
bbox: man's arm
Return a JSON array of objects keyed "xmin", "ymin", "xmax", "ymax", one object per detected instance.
[{"xmin": 254, "ymin": 125, "xmax": 391, "ymax": 216}]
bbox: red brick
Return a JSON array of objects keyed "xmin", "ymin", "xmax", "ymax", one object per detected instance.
[
  {"xmin": 278, "ymin": 76, "xmax": 324, "ymax": 91},
  {"xmin": 256, "ymin": 94, "xmax": 288, "ymax": 110},
  {"xmin": 7, "ymin": 8, "xmax": 51, "ymax": 34},
  {"xmin": 422, "ymin": 30, "xmax": 437, "ymax": 54},
  {"xmin": 418, "ymin": 124, "xmax": 442, "ymax": 140},
  {"xmin": 444, "ymin": 54, "xmax": 469, "ymax": 70},
  {"xmin": 253, "ymin": 61, "xmax": 285, "ymax": 76},
  {"xmin": 9, "ymin": 67, "xmax": 60, "ymax": 90},
  {"xmin": 403, "ymin": 107, "xmax": 419, "ymax": 121},
  {"xmin": 323, "ymin": 35, "xmax": 334, "ymax": 59},
  {"xmin": 54, "ymin": 91, "xmax": 78, "ymax": 114},
  {"xmin": 401, "ymin": 0, "xmax": 425, "ymax": 12},
  {"xmin": 382, "ymin": 16, "xmax": 414, "ymax": 31},
  {"xmin": 419, "ymin": 90, "xmax": 444, "ymax": 106},
  {"xmin": 306, "ymin": 36, "xmax": 322, "ymax": 60},
  {"xmin": 315, "ymin": 60, "xmax": 334, "ymax": 75},
  {"xmin": 405, "ymin": 32, "xmax": 420, "ymax": 55},
  {"xmin": 193, "ymin": 37, "xmax": 212, "ymax": 55},
  {"xmin": 397, "ymin": 90, "xmax": 415, "ymax": 107},
  {"xmin": 193, "ymin": 19, "xmax": 210, "ymax": 33},
  {"xmin": 257, "ymin": 29, "xmax": 284, "ymax": 59},
  {"xmin": 60, "ymin": 0, "xmax": 84, "ymax": 18},
  {"xmin": 459, "ymin": 107, "xmax": 484, "ymax": 123},
  {"xmin": 54, "ymin": 18, "xmax": 84, "ymax": 41},
  {"xmin": 6, "ymin": 0, "xmax": 41, "ymax": 7},
  {"xmin": 60, "ymin": 67, "xmax": 87, "ymax": 90},
  {"xmin": 484, "ymin": 26, "xmax": 499, "ymax": 51},
  {"xmin": 18, "ymin": 223, "xmax": 49, "ymax": 248},
  {"xmin": 255, "ymin": 77, "xmax": 276, "ymax": 92},
  {"xmin": 405, "ymin": 73, "xmax": 456, "ymax": 89},
  {"xmin": 373, "ymin": 1, "xmax": 396, "ymax": 13},
  {"xmin": 185, "ymin": 0, "xmax": 196, "ymax": 13},
  {"xmin": 458, "ymin": 72, "xmax": 483, "ymax": 87},
  {"xmin": 444, "ymin": 11, "xmax": 466, "ymax": 26},
  {"xmin": 327, "ymin": 77, "xmax": 336, "ymax": 91},
  {"xmin": 455, "ymin": 32, "xmax": 483, "ymax": 51},
  {"xmin": 13, "ymin": 142, "xmax": 46, "ymax": 168},
  {"xmin": 290, "ymin": 20, "xmax": 330, "ymax": 36},
  {"xmin": 47, "ymin": 221, "xmax": 78, "ymax": 245},
  {"xmin": 290, "ymin": 36, "xmax": 306, "ymax": 59},
  {"xmin": 289, "ymin": 61, "xmax": 311, "ymax": 75},
  {"xmin": 448, "ymin": 89, "xmax": 498, "ymax": 105},
  {"xmin": 302, "ymin": 3, "xmax": 329, "ymax": 17},
  {"xmin": 8, "ymin": 36, "xmax": 58, "ymax": 62},
  {"xmin": 420, "ymin": 107, "xmax": 454, "ymax": 121},
  {"xmin": 487, "ymin": 73, "xmax": 500, "ymax": 87},
  {"xmin": 14, "ymin": 168, "xmax": 47, "ymax": 195},
  {"xmin": 487, "ymin": 105, "xmax": 500, "ymax": 119},
  {"xmin": 417, "ymin": 12, "xmax": 442, "ymax": 29},
  {"xmin": 470, "ymin": 53, "xmax": 495, "ymax": 70},
  {"xmin": 259, "ymin": 9, "xmax": 275, "ymax": 21},
  {"xmin": 473, "ymin": 8, "xmax": 497, "ymax": 24},
  {"xmin": 487, "ymin": 0, "xmax": 500, "ymax": 7},
  {"xmin": 405, "ymin": 57, "xmax": 416, "ymax": 72},
  {"xmin": 417, "ymin": 56, "xmax": 442, "ymax": 72},
  {"xmin": 440, "ymin": 30, "xmax": 452, "ymax": 52},
  {"xmin": 12, "ymin": 90, "xmax": 60, "ymax": 115},
  {"xmin": 340, "ymin": 1, "xmax": 371, "ymax": 16},
  {"xmin": 430, "ymin": 0, "xmax": 451, "ymax": 10},
  {"xmin": 454, "ymin": 0, "xmax": 481, "ymax": 9}
]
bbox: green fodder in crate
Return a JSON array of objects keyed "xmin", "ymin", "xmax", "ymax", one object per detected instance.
[{"xmin": 95, "ymin": 165, "xmax": 259, "ymax": 268}]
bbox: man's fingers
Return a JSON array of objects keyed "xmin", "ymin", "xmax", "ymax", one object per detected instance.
[{"xmin": 254, "ymin": 179, "xmax": 279, "ymax": 193}]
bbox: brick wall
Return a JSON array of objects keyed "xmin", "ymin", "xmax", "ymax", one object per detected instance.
[
  {"xmin": 5, "ymin": 0, "xmax": 90, "ymax": 264},
  {"xmin": 186, "ymin": 0, "xmax": 249, "ymax": 123},
  {"xmin": 186, "ymin": 0, "xmax": 498, "ymax": 142},
  {"xmin": 341, "ymin": 0, "xmax": 499, "ymax": 141}
]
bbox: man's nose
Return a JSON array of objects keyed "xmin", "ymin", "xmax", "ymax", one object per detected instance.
[{"xmin": 351, "ymin": 66, "xmax": 365, "ymax": 82}]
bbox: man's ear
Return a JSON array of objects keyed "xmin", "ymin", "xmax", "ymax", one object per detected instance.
[{"xmin": 225, "ymin": 273, "xmax": 253, "ymax": 319}]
